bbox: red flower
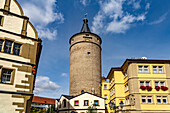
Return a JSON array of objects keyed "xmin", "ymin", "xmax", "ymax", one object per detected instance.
[
  {"xmin": 140, "ymin": 86, "xmax": 146, "ymax": 90},
  {"xmin": 155, "ymin": 86, "xmax": 160, "ymax": 91},
  {"xmin": 146, "ymin": 86, "xmax": 152, "ymax": 91},
  {"xmin": 161, "ymin": 86, "xmax": 168, "ymax": 91}
]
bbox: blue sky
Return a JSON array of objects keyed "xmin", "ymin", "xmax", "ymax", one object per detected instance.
[{"xmin": 17, "ymin": 0, "xmax": 170, "ymax": 98}]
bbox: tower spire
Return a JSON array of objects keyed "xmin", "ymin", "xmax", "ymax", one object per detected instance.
[{"xmin": 80, "ymin": 13, "xmax": 91, "ymax": 33}]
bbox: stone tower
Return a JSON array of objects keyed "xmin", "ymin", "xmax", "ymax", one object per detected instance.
[{"xmin": 69, "ymin": 17, "xmax": 102, "ymax": 96}]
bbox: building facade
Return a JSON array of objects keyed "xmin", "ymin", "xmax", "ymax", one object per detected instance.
[
  {"xmin": 69, "ymin": 18, "xmax": 102, "ymax": 96},
  {"xmin": 0, "ymin": 0, "xmax": 42, "ymax": 112},
  {"xmin": 56, "ymin": 92, "xmax": 105, "ymax": 113},
  {"xmin": 101, "ymin": 76, "xmax": 110, "ymax": 113},
  {"xmin": 104, "ymin": 58, "xmax": 170, "ymax": 113}
]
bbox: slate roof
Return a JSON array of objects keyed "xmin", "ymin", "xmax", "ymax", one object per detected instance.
[{"xmin": 80, "ymin": 18, "xmax": 91, "ymax": 33}]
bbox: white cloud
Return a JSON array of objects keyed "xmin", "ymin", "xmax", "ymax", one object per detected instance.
[
  {"xmin": 34, "ymin": 76, "xmax": 60, "ymax": 94},
  {"xmin": 92, "ymin": 0, "xmax": 149, "ymax": 34},
  {"xmin": 80, "ymin": 0, "xmax": 90, "ymax": 6},
  {"xmin": 21, "ymin": 0, "xmax": 64, "ymax": 40},
  {"xmin": 61, "ymin": 73, "xmax": 68, "ymax": 77},
  {"xmin": 149, "ymin": 12, "xmax": 168, "ymax": 25},
  {"xmin": 145, "ymin": 3, "xmax": 150, "ymax": 10}
]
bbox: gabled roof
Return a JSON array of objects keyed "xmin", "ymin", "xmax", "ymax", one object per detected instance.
[
  {"xmin": 60, "ymin": 92, "xmax": 105, "ymax": 101},
  {"xmin": 62, "ymin": 95, "xmax": 75, "ymax": 100},
  {"xmin": 32, "ymin": 96, "xmax": 56, "ymax": 105}
]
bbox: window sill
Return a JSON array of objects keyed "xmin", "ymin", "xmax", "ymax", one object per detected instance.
[{"xmin": 0, "ymin": 82, "xmax": 13, "ymax": 85}]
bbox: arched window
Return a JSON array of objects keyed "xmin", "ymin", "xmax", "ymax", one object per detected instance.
[
  {"xmin": 63, "ymin": 99, "xmax": 66, "ymax": 107},
  {"xmin": 81, "ymin": 90, "xmax": 84, "ymax": 94}
]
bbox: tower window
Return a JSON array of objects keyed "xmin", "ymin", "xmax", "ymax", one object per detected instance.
[
  {"xmin": 86, "ymin": 34, "xmax": 89, "ymax": 36},
  {"xmin": 87, "ymin": 52, "xmax": 90, "ymax": 55},
  {"xmin": 81, "ymin": 90, "xmax": 84, "ymax": 94}
]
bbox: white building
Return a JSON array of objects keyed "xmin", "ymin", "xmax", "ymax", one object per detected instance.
[{"xmin": 56, "ymin": 92, "xmax": 105, "ymax": 113}]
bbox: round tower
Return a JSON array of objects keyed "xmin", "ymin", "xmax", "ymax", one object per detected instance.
[{"xmin": 69, "ymin": 17, "xmax": 102, "ymax": 96}]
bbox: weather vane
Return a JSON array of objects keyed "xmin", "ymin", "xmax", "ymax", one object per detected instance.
[{"xmin": 85, "ymin": 13, "xmax": 88, "ymax": 18}]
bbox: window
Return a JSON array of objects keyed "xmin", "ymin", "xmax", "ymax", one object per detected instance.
[
  {"xmin": 0, "ymin": 40, "xmax": 4, "ymax": 52},
  {"xmin": 105, "ymin": 104, "xmax": 107, "ymax": 109},
  {"xmin": 74, "ymin": 100, "xmax": 79, "ymax": 106},
  {"xmin": 157, "ymin": 96, "xmax": 168, "ymax": 104},
  {"xmin": 158, "ymin": 66, "xmax": 163, "ymax": 73},
  {"xmin": 104, "ymin": 95, "xmax": 107, "ymax": 99},
  {"xmin": 94, "ymin": 100, "xmax": 99, "ymax": 106},
  {"xmin": 4, "ymin": 40, "xmax": 12, "ymax": 54},
  {"xmin": 138, "ymin": 66, "xmax": 149, "ymax": 73},
  {"xmin": 0, "ymin": 16, "xmax": 4, "ymax": 26},
  {"xmin": 160, "ymin": 81, "xmax": 165, "ymax": 86},
  {"xmin": 104, "ymin": 85, "xmax": 107, "ymax": 89},
  {"xmin": 155, "ymin": 81, "xmax": 159, "ymax": 87},
  {"xmin": 144, "ymin": 66, "xmax": 149, "ymax": 73},
  {"xmin": 142, "ymin": 96, "xmax": 146, "ymax": 104},
  {"xmin": 84, "ymin": 100, "xmax": 89, "ymax": 106},
  {"xmin": 140, "ymin": 81, "xmax": 144, "ymax": 86},
  {"xmin": 157, "ymin": 96, "xmax": 161, "ymax": 104},
  {"xmin": 147, "ymin": 96, "xmax": 152, "ymax": 104},
  {"xmin": 153, "ymin": 66, "xmax": 157, "ymax": 73},
  {"xmin": 146, "ymin": 81, "xmax": 150, "ymax": 86},
  {"xmin": 153, "ymin": 66, "xmax": 164, "ymax": 73},
  {"xmin": 13, "ymin": 43, "xmax": 21, "ymax": 55},
  {"xmin": 138, "ymin": 66, "xmax": 143, "ymax": 73},
  {"xmin": 162, "ymin": 96, "xmax": 167, "ymax": 104},
  {"xmin": 142, "ymin": 96, "xmax": 152, "ymax": 104},
  {"xmin": 1, "ymin": 69, "xmax": 13, "ymax": 84},
  {"xmin": 0, "ymin": 40, "xmax": 21, "ymax": 56},
  {"xmin": 63, "ymin": 99, "xmax": 66, "ymax": 107},
  {"xmin": 81, "ymin": 90, "xmax": 85, "ymax": 94},
  {"xmin": 125, "ymin": 84, "xmax": 129, "ymax": 92}
]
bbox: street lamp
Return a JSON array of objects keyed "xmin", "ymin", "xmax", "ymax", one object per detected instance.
[
  {"xmin": 108, "ymin": 101, "xmax": 116, "ymax": 113},
  {"xmin": 119, "ymin": 101, "xmax": 124, "ymax": 112},
  {"xmin": 109, "ymin": 101, "xmax": 124, "ymax": 113}
]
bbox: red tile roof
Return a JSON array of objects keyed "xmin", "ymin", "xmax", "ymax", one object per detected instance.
[{"xmin": 32, "ymin": 96, "xmax": 56, "ymax": 105}]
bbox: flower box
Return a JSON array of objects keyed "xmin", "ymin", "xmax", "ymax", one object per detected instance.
[
  {"xmin": 161, "ymin": 86, "xmax": 168, "ymax": 91},
  {"xmin": 146, "ymin": 86, "xmax": 152, "ymax": 91},
  {"xmin": 140, "ymin": 86, "xmax": 146, "ymax": 90},
  {"xmin": 155, "ymin": 86, "xmax": 160, "ymax": 91}
]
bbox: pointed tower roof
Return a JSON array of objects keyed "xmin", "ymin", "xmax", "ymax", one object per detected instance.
[{"xmin": 80, "ymin": 18, "xmax": 91, "ymax": 33}]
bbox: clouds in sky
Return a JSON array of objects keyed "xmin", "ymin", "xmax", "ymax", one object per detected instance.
[
  {"xmin": 21, "ymin": 0, "xmax": 64, "ymax": 40},
  {"xmin": 80, "ymin": 0, "xmax": 91, "ymax": 6},
  {"xmin": 149, "ymin": 12, "xmax": 169, "ymax": 25},
  {"xmin": 92, "ymin": 0, "xmax": 148, "ymax": 34},
  {"xmin": 61, "ymin": 73, "xmax": 68, "ymax": 77},
  {"xmin": 34, "ymin": 76, "xmax": 60, "ymax": 94}
]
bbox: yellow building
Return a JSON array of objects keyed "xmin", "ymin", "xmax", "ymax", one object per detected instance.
[
  {"xmin": 103, "ymin": 58, "xmax": 170, "ymax": 113},
  {"xmin": 101, "ymin": 76, "xmax": 110, "ymax": 113},
  {"xmin": 0, "ymin": 0, "xmax": 42, "ymax": 112}
]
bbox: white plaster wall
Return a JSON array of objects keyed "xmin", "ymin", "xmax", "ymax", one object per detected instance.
[
  {"xmin": 0, "ymin": 60, "xmax": 32, "ymax": 92},
  {"xmin": 0, "ymin": 94, "xmax": 19, "ymax": 113},
  {"xmin": 70, "ymin": 93, "xmax": 105, "ymax": 109},
  {"xmin": 2, "ymin": 14, "xmax": 23, "ymax": 34},
  {"xmin": 0, "ymin": 31, "xmax": 35, "ymax": 45},
  {"xmin": 10, "ymin": 0, "xmax": 22, "ymax": 15},
  {"xmin": 27, "ymin": 22, "xmax": 37, "ymax": 39},
  {"xmin": 0, "ymin": 0, "xmax": 5, "ymax": 8}
]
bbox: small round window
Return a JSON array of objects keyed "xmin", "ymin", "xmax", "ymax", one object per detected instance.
[{"xmin": 87, "ymin": 52, "xmax": 91, "ymax": 55}]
